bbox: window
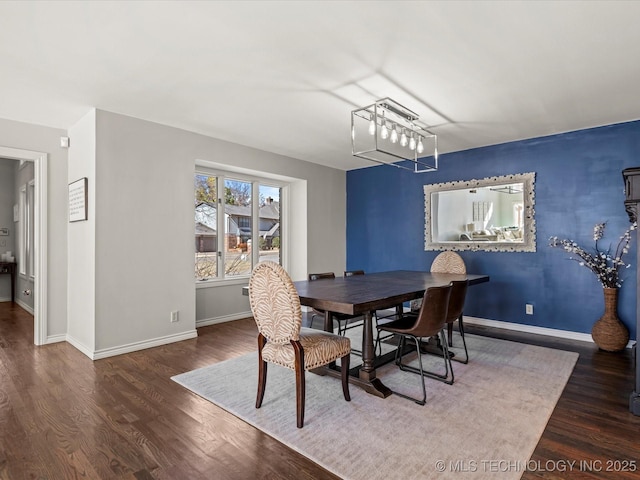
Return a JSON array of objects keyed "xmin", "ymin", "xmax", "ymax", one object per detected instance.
[
  {"xmin": 195, "ymin": 170, "xmax": 284, "ymax": 282},
  {"xmin": 224, "ymin": 178, "xmax": 252, "ymax": 277}
]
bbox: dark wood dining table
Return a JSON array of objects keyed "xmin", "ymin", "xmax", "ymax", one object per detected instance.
[{"xmin": 293, "ymin": 270, "xmax": 489, "ymax": 398}]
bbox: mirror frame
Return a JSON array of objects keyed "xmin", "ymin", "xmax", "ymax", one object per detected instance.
[{"xmin": 424, "ymin": 172, "xmax": 536, "ymax": 252}]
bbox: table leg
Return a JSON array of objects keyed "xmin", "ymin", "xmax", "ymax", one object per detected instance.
[
  {"xmin": 315, "ymin": 309, "xmax": 392, "ymax": 398},
  {"xmin": 324, "ymin": 310, "xmax": 332, "ymax": 332},
  {"xmin": 357, "ymin": 311, "xmax": 392, "ymax": 398},
  {"xmin": 360, "ymin": 311, "xmax": 375, "ymax": 374},
  {"xmin": 418, "ymin": 336, "xmax": 455, "ymax": 358}
]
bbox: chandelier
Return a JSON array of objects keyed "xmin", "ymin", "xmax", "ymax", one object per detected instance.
[{"xmin": 351, "ymin": 98, "xmax": 438, "ymax": 173}]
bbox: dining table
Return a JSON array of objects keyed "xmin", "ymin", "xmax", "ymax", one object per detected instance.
[{"xmin": 292, "ymin": 270, "xmax": 490, "ymax": 398}]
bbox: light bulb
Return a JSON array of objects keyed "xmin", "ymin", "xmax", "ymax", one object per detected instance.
[
  {"xmin": 417, "ymin": 136, "xmax": 424, "ymax": 154},
  {"xmin": 400, "ymin": 129, "xmax": 408, "ymax": 147},
  {"xmin": 368, "ymin": 114, "xmax": 376, "ymax": 136},
  {"xmin": 409, "ymin": 133, "xmax": 416, "ymax": 151},
  {"xmin": 351, "ymin": 125, "xmax": 355, "ymax": 141},
  {"xmin": 390, "ymin": 125, "xmax": 398, "ymax": 143},
  {"xmin": 380, "ymin": 119, "xmax": 389, "ymax": 139}
]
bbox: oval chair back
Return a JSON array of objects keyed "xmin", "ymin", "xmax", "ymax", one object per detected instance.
[
  {"xmin": 430, "ymin": 251, "xmax": 466, "ymax": 274},
  {"xmin": 411, "ymin": 251, "xmax": 466, "ymax": 313},
  {"xmin": 249, "ymin": 261, "xmax": 302, "ymax": 344},
  {"xmin": 249, "ymin": 261, "xmax": 351, "ymax": 428}
]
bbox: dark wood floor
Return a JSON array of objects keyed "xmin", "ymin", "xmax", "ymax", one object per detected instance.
[{"xmin": 1, "ymin": 302, "xmax": 639, "ymax": 479}]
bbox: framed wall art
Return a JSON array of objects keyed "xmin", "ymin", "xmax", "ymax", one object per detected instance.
[{"xmin": 68, "ymin": 177, "xmax": 88, "ymax": 222}]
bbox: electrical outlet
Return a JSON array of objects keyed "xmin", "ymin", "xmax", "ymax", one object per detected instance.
[
  {"xmin": 525, "ymin": 304, "xmax": 534, "ymax": 315},
  {"xmin": 170, "ymin": 310, "xmax": 179, "ymax": 323}
]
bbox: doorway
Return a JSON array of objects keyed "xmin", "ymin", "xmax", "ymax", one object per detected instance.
[{"xmin": 0, "ymin": 146, "xmax": 47, "ymax": 345}]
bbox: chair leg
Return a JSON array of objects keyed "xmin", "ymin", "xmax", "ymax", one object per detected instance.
[
  {"xmin": 389, "ymin": 334, "xmax": 427, "ymax": 405},
  {"xmin": 447, "ymin": 322, "xmax": 454, "ymax": 347},
  {"xmin": 256, "ymin": 334, "xmax": 267, "ymax": 409},
  {"xmin": 341, "ymin": 353, "xmax": 351, "ymax": 401},
  {"xmin": 256, "ymin": 360, "xmax": 267, "ymax": 409},
  {"xmin": 395, "ymin": 335, "xmax": 406, "ymax": 367},
  {"xmin": 338, "ymin": 318, "xmax": 363, "ymax": 356},
  {"xmin": 439, "ymin": 330, "xmax": 454, "ymax": 385},
  {"xmin": 374, "ymin": 327, "xmax": 384, "ymax": 357},
  {"xmin": 414, "ymin": 335, "xmax": 427, "ymax": 405},
  {"xmin": 452, "ymin": 314, "xmax": 469, "ymax": 364},
  {"xmin": 292, "ymin": 341, "xmax": 305, "ymax": 428},
  {"xmin": 374, "ymin": 312, "xmax": 395, "ymax": 357},
  {"xmin": 396, "ymin": 332, "xmax": 455, "ymax": 385}
]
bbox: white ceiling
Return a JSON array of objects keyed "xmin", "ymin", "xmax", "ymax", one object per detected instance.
[{"xmin": 1, "ymin": 1, "xmax": 640, "ymax": 170}]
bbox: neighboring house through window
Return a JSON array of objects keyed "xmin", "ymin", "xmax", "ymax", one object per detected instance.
[{"xmin": 195, "ymin": 170, "xmax": 284, "ymax": 282}]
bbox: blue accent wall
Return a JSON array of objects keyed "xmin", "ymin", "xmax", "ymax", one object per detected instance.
[{"xmin": 347, "ymin": 121, "xmax": 640, "ymax": 340}]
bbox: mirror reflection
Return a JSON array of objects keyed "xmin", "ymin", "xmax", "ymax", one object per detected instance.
[{"xmin": 424, "ymin": 172, "xmax": 536, "ymax": 252}]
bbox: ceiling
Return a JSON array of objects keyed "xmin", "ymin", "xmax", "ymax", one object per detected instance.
[{"xmin": 1, "ymin": 1, "xmax": 640, "ymax": 171}]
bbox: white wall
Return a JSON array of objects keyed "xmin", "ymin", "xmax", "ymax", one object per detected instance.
[
  {"xmin": 67, "ymin": 109, "xmax": 96, "ymax": 353},
  {"xmin": 84, "ymin": 110, "xmax": 345, "ymax": 352},
  {"xmin": 0, "ymin": 117, "xmax": 68, "ymax": 339},
  {"xmin": 0, "ymin": 110, "xmax": 346, "ymax": 357}
]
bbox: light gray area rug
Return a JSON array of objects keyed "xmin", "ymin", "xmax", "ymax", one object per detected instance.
[{"xmin": 172, "ymin": 334, "xmax": 578, "ymax": 480}]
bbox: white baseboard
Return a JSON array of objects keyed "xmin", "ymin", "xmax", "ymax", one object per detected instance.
[
  {"xmin": 66, "ymin": 334, "xmax": 95, "ymax": 359},
  {"xmin": 67, "ymin": 330, "xmax": 199, "ymax": 360},
  {"xmin": 197, "ymin": 311, "xmax": 253, "ymax": 328},
  {"xmin": 45, "ymin": 333, "xmax": 66, "ymax": 344},
  {"xmin": 463, "ymin": 316, "xmax": 635, "ymax": 349},
  {"xmin": 15, "ymin": 298, "xmax": 34, "ymax": 315},
  {"xmin": 0, "ymin": 297, "xmax": 11, "ymax": 302},
  {"xmin": 92, "ymin": 330, "xmax": 199, "ymax": 360},
  {"xmin": 197, "ymin": 311, "xmax": 624, "ymax": 348}
]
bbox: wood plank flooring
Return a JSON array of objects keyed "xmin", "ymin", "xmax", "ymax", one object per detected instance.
[{"xmin": 1, "ymin": 302, "xmax": 639, "ymax": 479}]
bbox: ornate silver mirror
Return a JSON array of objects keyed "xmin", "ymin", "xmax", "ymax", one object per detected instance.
[{"xmin": 424, "ymin": 172, "xmax": 536, "ymax": 252}]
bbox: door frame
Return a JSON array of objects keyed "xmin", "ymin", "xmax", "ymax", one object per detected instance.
[{"xmin": 0, "ymin": 146, "xmax": 47, "ymax": 345}]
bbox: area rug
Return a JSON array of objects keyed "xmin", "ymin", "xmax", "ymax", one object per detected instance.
[{"xmin": 172, "ymin": 334, "xmax": 578, "ymax": 480}]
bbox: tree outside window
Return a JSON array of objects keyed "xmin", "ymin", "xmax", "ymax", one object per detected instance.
[{"xmin": 195, "ymin": 173, "xmax": 282, "ymax": 281}]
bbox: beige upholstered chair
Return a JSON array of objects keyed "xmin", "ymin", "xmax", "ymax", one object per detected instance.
[
  {"xmin": 249, "ymin": 261, "xmax": 351, "ymax": 428},
  {"xmin": 377, "ymin": 284, "xmax": 453, "ymax": 405},
  {"xmin": 431, "ymin": 251, "xmax": 467, "ymax": 275}
]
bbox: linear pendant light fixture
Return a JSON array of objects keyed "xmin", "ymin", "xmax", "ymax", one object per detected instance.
[{"xmin": 351, "ymin": 97, "xmax": 438, "ymax": 173}]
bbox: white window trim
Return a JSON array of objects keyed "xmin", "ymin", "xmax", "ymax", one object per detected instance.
[{"xmin": 195, "ymin": 166, "xmax": 289, "ymax": 287}]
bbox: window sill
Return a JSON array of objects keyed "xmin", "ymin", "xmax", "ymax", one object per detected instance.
[{"xmin": 196, "ymin": 276, "xmax": 250, "ymax": 289}]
